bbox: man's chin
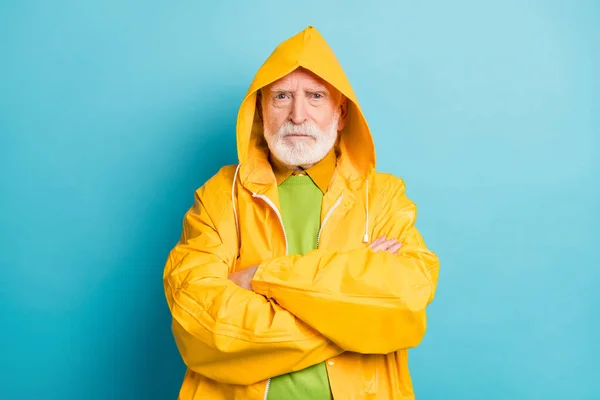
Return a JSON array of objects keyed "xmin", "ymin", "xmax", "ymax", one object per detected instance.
[
  {"xmin": 269, "ymin": 140, "xmax": 333, "ymax": 169},
  {"xmin": 283, "ymin": 136, "xmax": 316, "ymax": 147}
]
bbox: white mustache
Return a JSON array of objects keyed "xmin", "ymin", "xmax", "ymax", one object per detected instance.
[{"xmin": 277, "ymin": 121, "xmax": 320, "ymax": 138}]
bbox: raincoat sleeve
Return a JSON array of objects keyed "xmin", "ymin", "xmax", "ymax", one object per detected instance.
[
  {"xmin": 163, "ymin": 168, "xmax": 342, "ymax": 386},
  {"xmin": 251, "ymin": 178, "xmax": 440, "ymax": 355}
]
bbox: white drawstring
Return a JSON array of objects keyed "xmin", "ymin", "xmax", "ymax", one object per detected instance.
[
  {"xmin": 231, "ymin": 164, "xmax": 241, "ymax": 240},
  {"xmin": 232, "ymin": 164, "xmax": 369, "ymax": 245},
  {"xmin": 363, "ymin": 179, "xmax": 369, "ymax": 243}
]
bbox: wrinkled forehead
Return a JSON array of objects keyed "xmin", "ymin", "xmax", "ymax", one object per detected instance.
[{"xmin": 263, "ymin": 67, "xmax": 338, "ymax": 95}]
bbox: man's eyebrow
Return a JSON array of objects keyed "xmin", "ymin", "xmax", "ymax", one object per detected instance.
[
  {"xmin": 306, "ymin": 86, "xmax": 329, "ymax": 94},
  {"xmin": 269, "ymin": 86, "xmax": 292, "ymax": 93},
  {"xmin": 268, "ymin": 86, "xmax": 330, "ymax": 94}
]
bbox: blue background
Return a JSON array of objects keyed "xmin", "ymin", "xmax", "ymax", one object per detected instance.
[{"xmin": 1, "ymin": 1, "xmax": 598, "ymax": 399}]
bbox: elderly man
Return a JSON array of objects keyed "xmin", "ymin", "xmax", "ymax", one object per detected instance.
[{"xmin": 164, "ymin": 26, "xmax": 440, "ymax": 400}]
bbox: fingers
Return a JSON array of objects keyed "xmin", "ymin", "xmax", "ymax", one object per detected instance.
[
  {"xmin": 369, "ymin": 236, "xmax": 390, "ymax": 251},
  {"xmin": 369, "ymin": 236, "xmax": 402, "ymax": 253},
  {"xmin": 228, "ymin": 267, "xmax": 258, "ymax": 291},
  {"xmin": 368, "ymin": 236, "xmax": 385, "ymax": 249},
  {"xmin": 387, "ymin": 241, "xmax": 402, "ymax": 254}
]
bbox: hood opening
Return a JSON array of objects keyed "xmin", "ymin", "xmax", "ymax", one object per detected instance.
[{"xmin": 235, "ymin": 26, "xmax": 376, "ymax": 189}]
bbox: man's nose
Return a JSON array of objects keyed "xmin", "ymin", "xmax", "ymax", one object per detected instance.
[{"xmin": 289, "ymin": 98, "xmax": 308, "ymax": 124}]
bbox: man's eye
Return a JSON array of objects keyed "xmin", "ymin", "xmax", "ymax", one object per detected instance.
[
  {"xmin": 275, "ymin": 93, "xmax": 287, "ymax": 100},
  {"xmin": 311, "ymin": 93, "xmax": 323, "ymax": 99}
]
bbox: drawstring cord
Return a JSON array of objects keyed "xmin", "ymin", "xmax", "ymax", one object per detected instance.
[
  {"xmin": 363, "ymin": 179, "xmax": 369, "ymax": 243},
  {"xmin": 232, "ymin": 164, "xmax": 370, "ymax": 245},
  {"xmin": 231, "ymin": 164, "xmax": 241, "ymax": 240}
]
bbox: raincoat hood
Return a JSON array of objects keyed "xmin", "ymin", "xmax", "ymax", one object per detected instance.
[{"xmin": 235, "ymin": 26, "xmax": 376, "ymax": 191}]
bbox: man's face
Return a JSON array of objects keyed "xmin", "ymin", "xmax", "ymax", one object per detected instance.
[{"xmin": 261, "ymin": 68, "xmax": 346, "ymax": 169}]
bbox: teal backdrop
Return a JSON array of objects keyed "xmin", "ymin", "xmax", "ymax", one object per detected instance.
[{"xmin": 1, "ymin": 1, "xmax": 598, "ymax": 399}]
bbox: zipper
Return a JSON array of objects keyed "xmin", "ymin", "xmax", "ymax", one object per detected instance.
[
  {"xmin": 316, "ymin": 194, "xmax": 343, "ymax": 248},
  {"xmin": 253, "ymin": 193, "xmax": 343, "ymax": 400},
  {"xmin": 252, "ymin": 193, "xmax": 285, "ymax": 400},
  {"xmin": 263, "ymin": 378, "xmax": 272, "ymax": 400},
  {"xmin": 252, "ymin": 193, "xmax": 289, "ymax": 256}
]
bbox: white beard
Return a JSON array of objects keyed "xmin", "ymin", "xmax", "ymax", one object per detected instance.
[{"xmin": 264, "ymin": 113, "xmax": 339, "ymax": 169}]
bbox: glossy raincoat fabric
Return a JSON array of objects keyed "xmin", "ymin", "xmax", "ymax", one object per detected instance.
[{"xmin": 163, "ymin": 26, "xmax": 440, "ymax": 400}]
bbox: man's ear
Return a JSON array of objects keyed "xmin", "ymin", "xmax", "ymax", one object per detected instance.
[
  {"xmin": 256, "ymin": 90, "xmax": 264, "ymax": 122},
  {"xmin": 338, "ymin": 96, "xmax": 348, "ymax": 131}
]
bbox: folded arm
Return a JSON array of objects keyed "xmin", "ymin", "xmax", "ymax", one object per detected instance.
[
  {"xmin": 164, "ymin": 170, "xmax": 342, "ymax": 385},
  {"xmin": 251, "ymin": 178, "xmax": 440, "ymax": 354}
]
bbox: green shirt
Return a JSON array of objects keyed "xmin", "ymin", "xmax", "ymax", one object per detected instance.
[{"xmin": 266, "ymin": 174, "xmax": 333, "ymax": 400}]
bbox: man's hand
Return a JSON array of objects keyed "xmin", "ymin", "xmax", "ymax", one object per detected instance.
[
  {"xmin": 228, "ymin": 265, "xmax": 259, "ymax": 290},
  {"xmin": 369, "ymin": 236, "xmax": 402, "ymax": 254}
]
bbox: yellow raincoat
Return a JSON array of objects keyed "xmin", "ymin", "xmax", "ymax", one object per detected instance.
[{"xmin": 164, "ymin": 26, "xmax": 440, "ymax": 400}]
